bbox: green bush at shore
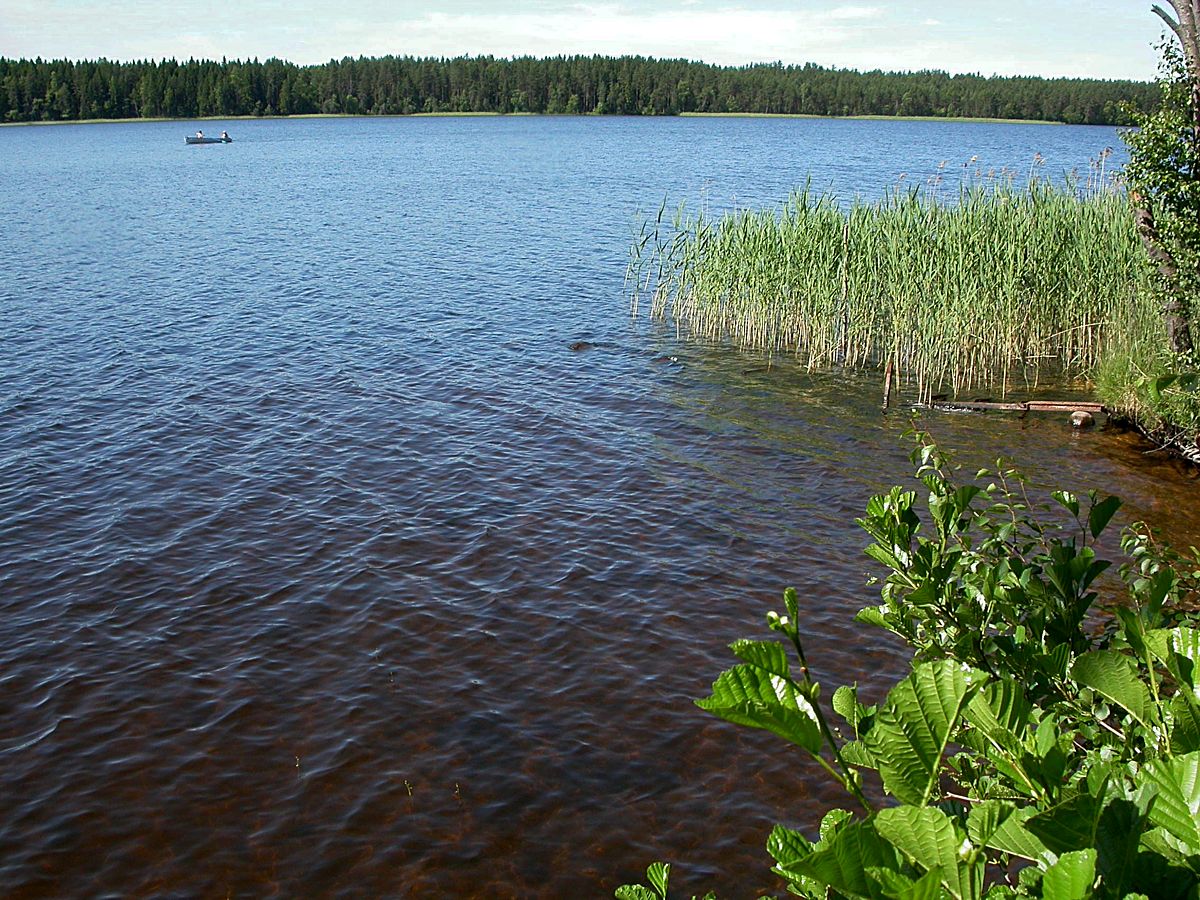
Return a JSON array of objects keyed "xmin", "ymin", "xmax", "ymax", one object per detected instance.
[
  {"xmin": 1111, "ymin": 37, "xmax": 1200, "ymax": 458},
  {"xmin": 1095, "ymin": 331, "xmax": 1200, "ymax": 458},
  {"xmin": 618, "ymin": 437, "xmax": 1200, "ymax": 900}
]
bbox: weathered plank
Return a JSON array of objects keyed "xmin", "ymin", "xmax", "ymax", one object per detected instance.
[{"xmin": 928, "ymin": 400, "xmax": 1108, "ymax": 413}]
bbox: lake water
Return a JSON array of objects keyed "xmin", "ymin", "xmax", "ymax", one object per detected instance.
[{"xmin": 1, "ymin": 115, "xmax": 1196, "ymax": 898}]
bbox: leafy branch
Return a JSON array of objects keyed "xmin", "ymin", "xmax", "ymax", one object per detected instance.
[{"xmin": 617, "ymin": 434, "xmax": 1200, "ymax": 900}]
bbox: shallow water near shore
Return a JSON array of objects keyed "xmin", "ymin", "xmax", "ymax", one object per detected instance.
[{"xmin": 1, "ymin": 115, "xmax": 1197, "ymax": 898}]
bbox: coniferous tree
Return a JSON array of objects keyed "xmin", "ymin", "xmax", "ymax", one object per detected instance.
[{"xmin": 0, "ymin": 55, "xmax": 1159, "ymax": 125}]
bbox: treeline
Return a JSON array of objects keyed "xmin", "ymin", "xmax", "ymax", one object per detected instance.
[{"xmin": 0, "ymin": 55, "xmax": 1157, "ymax": 125}]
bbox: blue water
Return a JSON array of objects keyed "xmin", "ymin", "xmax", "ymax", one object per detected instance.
[{"xmin": 0, "ymin": 115, "xmax": 1190, "ymax": 898}]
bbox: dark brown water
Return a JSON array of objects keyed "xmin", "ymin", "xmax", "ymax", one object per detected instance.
[{"xmin": 1, "ymin": 117, "xmax": 1197, "ymax": 898}]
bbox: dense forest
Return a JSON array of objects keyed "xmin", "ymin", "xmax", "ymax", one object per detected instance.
[{"xmin": 0, "ymin": 55, "xmax": 1157, "ymax": 125}]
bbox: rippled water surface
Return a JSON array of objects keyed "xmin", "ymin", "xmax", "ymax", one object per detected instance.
[{"xmin": 2, "ymin": 116, "xmax": 1198, "ymax": 898}]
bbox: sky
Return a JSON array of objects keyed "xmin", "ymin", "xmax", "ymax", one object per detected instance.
[{"xmin": 0, "ymin": 1, "xmax": 1172, "ymax": 80}]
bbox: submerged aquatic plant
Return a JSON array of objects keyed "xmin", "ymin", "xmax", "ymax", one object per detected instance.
[{"xmin": 629, "ymin": 175, "xmax": 1150, "ymax": 401}]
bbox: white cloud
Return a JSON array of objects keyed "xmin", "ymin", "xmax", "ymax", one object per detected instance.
[
  {"xmin": 828, "ymin": 6, "xmax": 884, "ymax": 20},
  {"xmin": 0, "ymin": 0, "xmax": 1164, "ymax": 80},
  {"xmin": 324, "ymin": 5, "xmax": 891, "ymax": 66}
]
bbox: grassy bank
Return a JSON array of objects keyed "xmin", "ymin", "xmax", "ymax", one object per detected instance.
[
  {"xmin": 1094, "ymin": 307, "xmax": 1200, "ymax": 462},
  {"xmin": 630, "ymin": 179, "xmax": 1148, "ymax": 401}
]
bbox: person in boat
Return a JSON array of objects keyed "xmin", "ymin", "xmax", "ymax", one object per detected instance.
[
  {"xmin": 196, "ymin": 130, "xmax": 204, "ymax": 138},
  {"xmin": 220, "ymin": 131, "xmax": 229, "ymax": 141}
]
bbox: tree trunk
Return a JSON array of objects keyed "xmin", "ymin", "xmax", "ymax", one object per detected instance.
[
  {"xmin": 1132, "ymin": 191, "xmax": 1195, "ymax": 354},
  {"xmin": 1148, "ymin": 2, "xmax": 1199, "ymax": 353}
]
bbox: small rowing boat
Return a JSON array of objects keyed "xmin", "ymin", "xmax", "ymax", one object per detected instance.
[{"xmin": 185, "ymin": 132, "xmax": 232, "ymax": 144}]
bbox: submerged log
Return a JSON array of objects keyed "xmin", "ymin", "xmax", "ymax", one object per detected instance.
[{"xmin": 927, "ymin": 399, "xmax": 1108, "ymax": 414}]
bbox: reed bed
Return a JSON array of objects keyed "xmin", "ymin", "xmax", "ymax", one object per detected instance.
[{"xmin": 629, "ymin": 179, "xmax": 1149, "ymax": 400}]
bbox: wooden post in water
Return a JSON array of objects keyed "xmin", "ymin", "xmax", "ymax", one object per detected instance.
[{"xmin": 882, "ymin": 358, "xmax": 895, "ymax": 410}]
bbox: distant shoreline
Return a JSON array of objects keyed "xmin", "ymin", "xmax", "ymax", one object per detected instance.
[
  {"xmin": 0, "ymin": 112, "xmax": 498, "ymax": 127},
  {"xmin": 1, "ymin": 56, "xmax": 1150, "ymax": 127},
  {"xmin": 1, "ymin": 111, "xmax": 1070, "ymax": 128},
  {"xmin": 679, "ymin": 112, "xmax": 1063, "ymax": 125}
]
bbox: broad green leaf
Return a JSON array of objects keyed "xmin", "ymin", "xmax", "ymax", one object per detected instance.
[
  {"xmin": 614, "ymin": 885, "xmax": 657, "ymax": 900},
  {"xmin": 784, "ymin": 586, "xmax": 799, "ymax": 622},
  {"xmin": 1042, "ymin": 849, "xmax": 1096, "ymax": 900},
  {"xmin": 820, "ymin": 808, "xmax": 855, "ymax": 842},
  {"xmin": 768, "ymin": 825, "xmax": 839, "ymax": 900},
  {"xmin": 767, "ymin": 823, "xmax": 813, "ymax": 869},
  {"xmin": 868, "ymin": 868, "xmax": 912, "ymax": 900},
  {"xmin": 981, "ymin": 805, "xmax": 1052, "ymax": 863},
  {"xmin": 1148, "ymin": 373, "xmax": 1179, "ymax": 403},
  {"xmin": 834, "ymin": 684, "xmax": 875, "ymax": 736},
  {"xmin": 1093, "ymin": 798, "xmax": 1148, "ymax": 898},
  {"xmin": 646, "ymin": 862, "xmax": 670, "ymax": 897},
  {"xmin": 905, "ymin": 868, "xmax": 949, "ymax": 900},
  {"xmin": 1069, "ymin": 651, "xmax": 1155, "ymax": 728},
  {"xmin": 966, "ymin": 801, "xmax": 1016, "ymax": 848},
  {"xmin": 1085, "ymin": 763, "xmax": 1118, "ymax": 799},
  {"xmin": 1146, "ymin": 627, "xmax": 1200, "ymax": 695},
  {"xmin": 877, "ymin": 806, "xmax": 979, "ymax": 900},
  {"xmin": 1027, "ymin": 792, "xmax": 1104, "ymax": 854},
  {"xmin": 729, "ymin": 639, "xmax": 791, "ymax": 678},
  {"xmin": 866, "ymin": 542, "xmax": 909, "ymax": 573},
  {"xmin": 1138, "ymin": 825, "xmax": 1195, "ymax": 863},
  {"xmin": 791, "ymin": 819, "xmax": 901, "ymax": 898},
  {"xmin": 833, "ymin": 684, "xmax": 858, "ymax": 722},
  {"xmin": 865, "ymin": 866, "xmax": 917, "ymax": 897},
  {"xmin": 1022, "ymin": 732, "xmax": 1069, "ymax": 796},
  {"xmin": 1135, "ymin": 569, "xmax": 1175, "ymax": 622},
  {"xmin": 1041, "ymin": 644, "xmax": 1072, "ymax": 681},
  {"xmin": 857, "ymin": 606, "xmax": 891, "ymax": 630},
  {"xmin": 1053, "ymin": 491, "xmax": 1080, "ymax": 518},
  {"xmin": 1151, "ymin": 626, "xmax": 1200, "ymax": 663},
  {"xmin": 867, "ymin": 865, "xmax": 946, "ymax": 900},
  {"xmin": 1035, "ymin": 717, "xmax": 1058, "ymax": 758},
  {"xmin": 1123, "ymin": 846, "xmax": 1200, "ymax": 900},
  {"xmin": 841, "ymin": 739, "xmax": 878, "ymax": 769},
  {"xmin": 1116, "ymin": 607, "xmax": 1148, "ymax": 658},
  {"xmin": 696, "ymin": 664, "xmax": 823, "ymax": 752},
  {"xmin": 1087, "ymin": 496, "xmax": 1122, "ymax": 539},
  {"xmin": 1139, "ymin": 752, "xmax": 1200, "ymax": 851},
  {"xmin": 1169, "ymin": 695, "xmax": 1200, "ymax": 752},
  {"xmin": 965, "ymin": 681, "xmax": 1031, "ymax": 756},
  {"xmin": 953, "ymin": 486, "xmax": 982, "ymax": 518},
  {"xmin": 866, "ymin": 661, "xmax": 980, "ymax": 805}
]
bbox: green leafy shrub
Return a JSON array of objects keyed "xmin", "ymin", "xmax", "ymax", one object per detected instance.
[
  {"xmin": 1109, "ymin": 36, "xmax": 1200, "ymax": 440},
  {"xmin": 618, "ymin": 436, "xmax": 1200, "ymax": 900},
  {"xmin": 1123, "ymin": 42, "xmax": 1200, "ymax": 333}
]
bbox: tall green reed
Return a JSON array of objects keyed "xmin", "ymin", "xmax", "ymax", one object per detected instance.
[{"xmin": 629, "ymin": 175, "xmax": 1149, "ymax": 401}]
